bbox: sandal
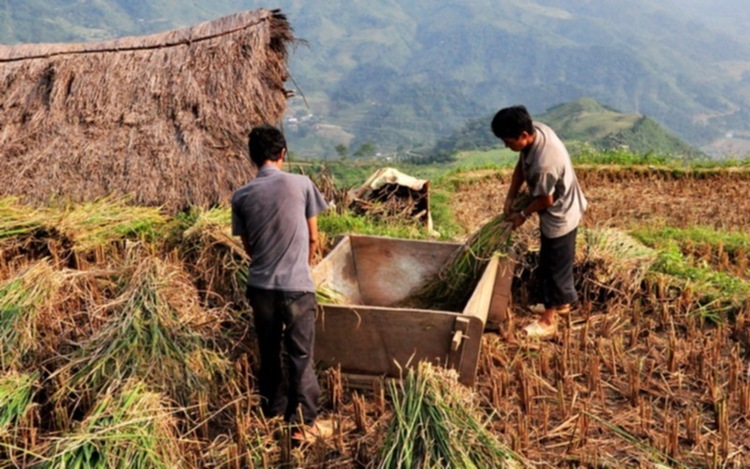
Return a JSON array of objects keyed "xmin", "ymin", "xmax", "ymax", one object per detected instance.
[
  {"xmin": 523, "ymin": 320, "xmax": 557, "ymax": 340},
  {"xmin": 292, "ymin": 420, "xmax": 334, "ymax": 442}
]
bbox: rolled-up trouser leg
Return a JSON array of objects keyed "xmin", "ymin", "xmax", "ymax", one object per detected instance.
[{"xmin": 540, "ymin": 227, "xmax": 578, "ymax": 309}]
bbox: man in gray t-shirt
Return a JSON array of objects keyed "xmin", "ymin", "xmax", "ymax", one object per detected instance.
[
  {"xmin": 231, "ymin": 125, "xmax": 328, "ymax": 434},
  {"xmin": 492, "ymin": 105, "xmax": 587, "ymax": 339}
]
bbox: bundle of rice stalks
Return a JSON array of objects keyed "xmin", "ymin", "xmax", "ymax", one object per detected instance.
[
  {"xmin": 0, "ymin": 371, "xmax": 38, "ymax": 467},
  {"xmin": 0, "ymin": 197, "xmax": 46, "ymax": 245},
  {"xmin": 315, "ymin": 285, "xmax": 347, "ymax": 305},
  {"xmin": 379, "ymin": 362, "xmax": 523, "ymax": 468},
  {"xmin": 407, "ymin": 193, "xmax": 532, "ymax": 311},
  {"xmin": 577, "ymin": 228, "xmax": 657, "ymax": 304},
  {"xmin": 0, "ymin": 260, "xmax": 65, "ymax": 370},
  {"xmin": 46, "ymin": 380, "xmax": 183, "ymax": 468},
  {"xmin": 56, "ymin": 254, "xmax": 230, "ymax": 405},
  {"xmin": 53, "ymin": 196, "xmax": 165, "ymax": 255},
  {"xmin": 0, "ymin": 371, "xmax": 37, "ymax": 429},
  {"xmin": 180, "ymin": 206, "xmax": 248, "ymax": 306}
]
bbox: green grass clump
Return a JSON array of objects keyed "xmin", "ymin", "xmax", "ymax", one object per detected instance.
[
  {"xmin": 46, "ymin": 381, "xmax": 182, "ymax": 468},
  {"xmin": 379, "ymin": 362, "xmax": 522, "ymax": 468},
  {"xmin": 646, "ymin": 242, "xmax": 750, "ymax": 322},
  {"xmin": 633, "ymin": 226, "xmax": 750, "ymax": 255},
  {"xmin": 319, "ymin": 211, "xmax": 429, "ymax": 240}
]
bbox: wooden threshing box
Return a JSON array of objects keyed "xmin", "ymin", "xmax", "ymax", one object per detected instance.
[{"xmin": 312, "ymin": 235, "xmax": 514, "ymax": 387}]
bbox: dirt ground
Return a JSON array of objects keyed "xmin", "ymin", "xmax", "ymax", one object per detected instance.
[
  {"xmin": 447, "ymin": 166, "xmax": 750, "ymax": 467},
  {"xmin": 450, "ymin": 167, "xmax": 750, "ymax": 234}
]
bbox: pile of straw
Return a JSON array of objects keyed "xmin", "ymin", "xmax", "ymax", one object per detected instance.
[
  {"xmin": 180, "ymin": 206, "xmax": 248, "ymax": 306},
  {"xmin": 56, "ymin": 253, "xmax": 230, "ymax": 404},
  {"xmin": 0, "ymin": 261, "xmax": 64, "ymax": 369},
  {"xmin": 576, "ymin": 228, "xmax": 657, "ymax": 305},
  {"xmin": 380, "ymin": 362, "xmax": 522, "ymax": 468},
  {"xmin": 0, "ymin": 372, "xmax": 37, "ymax": 429},
  {"xmin": 0, "ymin": 9, "xmax": 294, "ymax": 211}
]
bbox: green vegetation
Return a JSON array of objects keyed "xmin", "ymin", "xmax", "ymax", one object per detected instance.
[
  {"xmin": 57, "ymin": 255, "xmax": 230, "ymax": 404},
  {"xmin": 538, "ymin": 99, "xmax": 701, "ymax": 157},
  {"xmin": 0, "ymin": 261, "xmax": 63, "ymax": 370},
  {"xmin": 633, "ymin": 226, "xmax": 750, "ymax": 254},
  {"xmin": 632, "ymin": 226, "xmax": 750, "ymax": 322},
  {"xmin": 319, "ymin": 211, "xmax": 428, "ymax": 240}
]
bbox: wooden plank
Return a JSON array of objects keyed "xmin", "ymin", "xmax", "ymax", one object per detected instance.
[
  {"xmin": 486, "ymin": 255, "xmax": 515, "ymax": 333},
  {"xmin": 349, "ymin": 235, "xmax": 460, "ymax": 306},
  {"xmin": 462, "ymin": 253, "xmax": 499, "ymax": 324},
  {"xmin": 312, "ymin": 236, "xmax": 363, "ymax": 304},
  {"xmin": 315, "ymin": 304, "xmax": 483, "ymax": 385}
]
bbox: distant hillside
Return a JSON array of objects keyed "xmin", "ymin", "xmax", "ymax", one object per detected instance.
[
  {"xmin": 429, "ymin": 98, "xmax": 698, "ymax": 162},
  {"xmin": 2, "ymin": 1, "xmax": 749, "ymax": 158},
  {"xmin": 537, "ymin": 99, "xmax": 699, "ymax": 156}
]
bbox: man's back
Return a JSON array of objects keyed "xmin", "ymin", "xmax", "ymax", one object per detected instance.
[{"xmin": 231, "ymin": 166, "xmax": 327, "ymax": 292}]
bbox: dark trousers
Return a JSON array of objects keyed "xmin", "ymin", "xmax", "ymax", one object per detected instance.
[
  {"xmin": 246, "ymin": 286, "xmax": 320, "ymax": 425},
  {"xmin": 540, "ymin": 227, "xmax": 578, "ymax": 309}
]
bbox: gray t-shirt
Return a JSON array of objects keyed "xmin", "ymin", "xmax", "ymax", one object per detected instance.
[
  {"xmin": 521, "ymin": 122, "xmax": 588, "ymax": 238},
  {"xmin": 231, "ymin": 166, "xmax": 328, "ymax": 292}
]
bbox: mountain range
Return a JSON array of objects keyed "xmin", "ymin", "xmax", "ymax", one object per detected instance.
[{"xmin": 2, "ymin": 0, "xmax": 749, "ymax": 158}]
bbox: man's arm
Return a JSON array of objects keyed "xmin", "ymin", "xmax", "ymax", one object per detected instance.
[
  {"xmin": 240, "ymin": 234, "xmax": 252, "ymax": 259},
  {"xmin": 307, "ymin": 216, "xmax": 319, "ymax": 265},
  {"xmin": 503, "ymin": 159, "xmax": 525, "ymax": 216},
  {"xmin": 508, "ymin": 194, "xmax": 554, "ymax": 229}
]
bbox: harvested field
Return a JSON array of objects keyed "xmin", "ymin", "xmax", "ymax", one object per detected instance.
[
  {"xmin": 448, "ymin": 165, "xmax": 750, "ymax": 466},
  {"xmin": 0, "ymin": 166, "xmax": 749, "ymax": 467},
  {"xmin": 450, "ymin": 166, "xmax": 750, "ymax": 233}
]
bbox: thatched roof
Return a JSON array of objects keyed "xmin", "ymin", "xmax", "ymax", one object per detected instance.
[{"xmin": 0, "ymin": 9, "xmax": 294, "ymax": 211}]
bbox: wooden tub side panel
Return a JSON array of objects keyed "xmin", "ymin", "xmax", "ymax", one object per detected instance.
[
  {"xmin": 315, "ymin": 305, "xmax": 484, "ymax": 385},
  {"xmin": 349, "ymin": 236, "xmax": 460, "ymax": 307},
  {"xmin": 312, "ymin": 236, "xmax": 363, "ymax": 304}
]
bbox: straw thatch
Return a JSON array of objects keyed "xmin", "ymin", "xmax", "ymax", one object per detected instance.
[{"xmin": 0, "ymin": 9, "xmax": 294, "ymax": 211}]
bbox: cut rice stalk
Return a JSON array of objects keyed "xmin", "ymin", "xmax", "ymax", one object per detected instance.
[
  {"xmin": 579, "ymin": 228, "xmax": 657, "ymax": 297},
  {"xmin": 180, "ymin": 206, "xmax": 248, "ymax": 304},
  {"xmin": 0, "ymin": 371, "xmax": 37, "ymax": 429},
  {"xmin": 0, "ymin": 197, "xmax": 46, "ymax": 244},
  {"xmin": 316, "ymin": 285, "xmax": 346, "ymax": 305},
  {"xmin": 0, "ymin": 261, "xmax": 65, "ymax": 369},
  {"xmin": 46, "ymin": 380, "xmax": 183, "ymax": 468},
  {"xmin": 53, "ymin": 196, "xmax": 165, "ymax": 253}
]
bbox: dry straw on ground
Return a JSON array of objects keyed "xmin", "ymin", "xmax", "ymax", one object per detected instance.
[{"xmin": 0, "ymin": 9, "xmax": 294, "ymax": 211}]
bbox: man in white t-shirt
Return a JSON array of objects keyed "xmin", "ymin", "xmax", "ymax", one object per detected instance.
[{"xmin": 492, "ymin": 105, "xmax": 588, "ymax": 339}]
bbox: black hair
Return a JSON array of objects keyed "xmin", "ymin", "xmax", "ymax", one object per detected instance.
[
  {"xmin": 248, "ymin": 125, "xmax": 286, "ymax": 167},
  {"xmin": 491, "ymin": 105, "xmax": 535, "ymax": 139}
]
